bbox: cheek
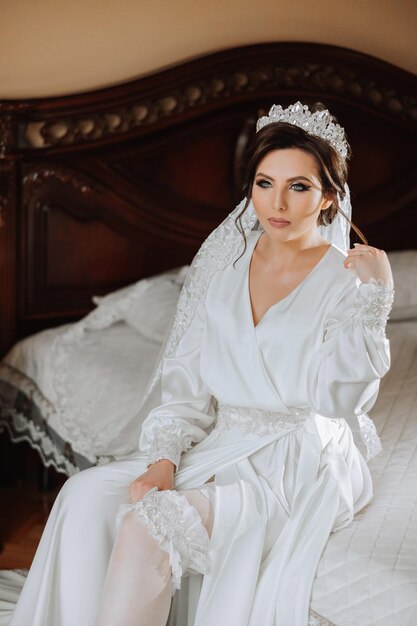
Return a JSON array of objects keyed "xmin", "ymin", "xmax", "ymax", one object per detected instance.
[
  {"xmin": 296, "ymin": 192, "xmax": 323, "ymax": 214},
  {"xmin": 251, "ymin": 187, "xmax": 268, "ymax": 214}
]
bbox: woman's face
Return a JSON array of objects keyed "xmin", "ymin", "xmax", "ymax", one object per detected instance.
[{"xmin": 251, "ymin": 148, "xmax": 332, "ymax": 243}]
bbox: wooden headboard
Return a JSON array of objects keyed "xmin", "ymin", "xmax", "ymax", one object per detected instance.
[{"xmin": 1, "ymin": 42, "xmax": 416, "ymax": 356}]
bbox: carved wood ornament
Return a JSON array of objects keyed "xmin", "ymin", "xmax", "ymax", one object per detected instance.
[{"xmin": 0, "ymin": 42, "xmax": 416, "ymax": 356}]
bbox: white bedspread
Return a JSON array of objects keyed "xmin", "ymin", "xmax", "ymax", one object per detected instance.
[
  {"xmin": 310, "ymin": 320, "xmax": 417, "ymax": 626},
  {"xmin": 0, "ymin": 322, "xmax": 160, "ymax": 472}
]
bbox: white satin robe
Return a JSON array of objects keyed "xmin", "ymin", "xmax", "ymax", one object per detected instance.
[{"xmin": 8, "ymin": 230, "xmax": 392, "ymax": 626}]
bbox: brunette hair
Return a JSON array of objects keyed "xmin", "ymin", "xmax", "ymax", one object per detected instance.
[{"xmin": 234, "ymin": 103, "xmax": 367, "ymax": 261}]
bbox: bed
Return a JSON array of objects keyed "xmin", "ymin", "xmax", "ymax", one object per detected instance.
[
  {"xmin": 0, "ymin": 265, "xmax": 189, "ymax": 473},
  {"xmin": 0, "ymin": 42, "xmax": 416, "ymax": 625}
]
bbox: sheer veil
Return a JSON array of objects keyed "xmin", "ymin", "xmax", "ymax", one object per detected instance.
[{"xmin": 137, "ymin": 181, "xmax": 383, "ymax": 462}]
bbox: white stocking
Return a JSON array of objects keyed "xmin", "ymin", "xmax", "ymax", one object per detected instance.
[{"xmin": 95, "ymin": 488, "xmax": 214, "ymax": 626}]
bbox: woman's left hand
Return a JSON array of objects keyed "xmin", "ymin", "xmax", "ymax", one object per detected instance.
[{"xmin": 343, "ymin": 243, "xmax": 394, "ymax": 287}]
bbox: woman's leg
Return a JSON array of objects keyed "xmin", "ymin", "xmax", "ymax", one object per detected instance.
[
  {"xmin": 9, "ymin": 456, "xmax": 148, "ymax": 626},
  {"xmin": 95, "ymin": 489, "xmax": 214, "ymax": 626}
]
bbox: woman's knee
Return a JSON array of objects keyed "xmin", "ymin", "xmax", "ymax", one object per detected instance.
[
  {"xmin": 60, "ymin": 467, "xmax": 102, "ymax": 504},
  {"xmin": 58, "ymin": 465, "xmax": 129, "ymax": 524}
]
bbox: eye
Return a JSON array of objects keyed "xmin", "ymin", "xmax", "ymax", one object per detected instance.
[
  {"xmin": 255, "ymin": 179, "xmax": 272, "ymax": 188},
  {"xmin": 290, "ymin": 182, "xmax": 310, "ymax": 192}
]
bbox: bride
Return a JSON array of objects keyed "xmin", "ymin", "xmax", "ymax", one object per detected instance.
[{"xmin": 8, "ymin": 102, "xmax": 394, "ymax": 626}]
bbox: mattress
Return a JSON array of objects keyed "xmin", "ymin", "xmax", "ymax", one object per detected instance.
[{"xmin": 310, "ymin": 320, "xmax": 417, "ymax": 625}]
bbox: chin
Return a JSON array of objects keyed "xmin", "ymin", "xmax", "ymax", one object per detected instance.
[{"xmin": 263, "ymin": 224, "xmax": 293, "ymax": 239}]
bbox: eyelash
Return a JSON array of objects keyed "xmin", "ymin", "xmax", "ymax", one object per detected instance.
[{"xmin": 255, "ymin": 180, "xmax": 310, "ymax": 192}]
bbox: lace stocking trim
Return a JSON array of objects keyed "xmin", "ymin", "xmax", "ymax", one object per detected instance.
[
  {"xmin": 116, "ymin": 490, "xmax": 210, "ymax": 595},
  {"xmin": 352, "ymin": 278, "xmax": 395, "ymax": 336},
  {"xmin": 146, "ymin": 419, "xmax": 193, "ymax": 469}
]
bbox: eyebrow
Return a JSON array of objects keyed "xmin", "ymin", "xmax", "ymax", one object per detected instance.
[{"xmin": 255, "ymin": 172, "xmax": 314, "ymax": 183}]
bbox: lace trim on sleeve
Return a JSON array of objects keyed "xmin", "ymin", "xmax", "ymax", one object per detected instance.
[
  {"xmin": 147, "ymin": 420, "xmax": 193, "ymax": 469},
  {"xmin": 351, "ymin": 277, "xmax": 395, "ymax": 337}
]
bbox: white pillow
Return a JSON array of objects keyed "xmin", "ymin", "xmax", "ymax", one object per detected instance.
[
  {"xmin": 92, "ymin": 265, "xmax": 189, "ymax": 342},
  {"xmin": 387, "ymin": 250, "xmax": 417, "ymax": 320}
]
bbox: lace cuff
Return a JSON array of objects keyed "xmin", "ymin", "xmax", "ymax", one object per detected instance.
[
  {"xmin": 146, "ymin": 420, "xmax": 193, "ymax": 470},
  {"xmin": 351, "ymin": 277, "xmax": 395, "ymax": 336}
]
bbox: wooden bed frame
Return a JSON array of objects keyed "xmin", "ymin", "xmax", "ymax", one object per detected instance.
[{"xmin": 0, "ymin": 42, "xmax": 416, "ymax": 359}]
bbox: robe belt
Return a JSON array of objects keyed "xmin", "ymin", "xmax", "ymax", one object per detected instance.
[
  {"xmin": 210, "ymin": 404, "xmax": 354, "ymax": 524},
  {"xmin": 214, "ymin": 403, "xmax": 311, "ymax": 437}
]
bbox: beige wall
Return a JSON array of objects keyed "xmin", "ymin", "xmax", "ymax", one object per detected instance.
[{"xmin": 1, "ymin": 0, "xmax": 416, "ymax": 99}]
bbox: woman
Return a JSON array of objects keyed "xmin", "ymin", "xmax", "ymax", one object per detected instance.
[{"xmin": 8, "ymin": 102, "xmax": 394, "ymax": 626}]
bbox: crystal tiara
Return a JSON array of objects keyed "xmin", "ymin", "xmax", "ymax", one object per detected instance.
[{"xmin": 256, "ymin": 101, "xmax": 349, "ymax": 159}]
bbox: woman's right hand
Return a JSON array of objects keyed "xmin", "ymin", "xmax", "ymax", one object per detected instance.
[
  {"xmin": 129, "ymin": 459, "xmax": 175, "ymax": 503},
  {"xmin": 344, "ymin": 243, "xmax": 394, "ymax": 287}
]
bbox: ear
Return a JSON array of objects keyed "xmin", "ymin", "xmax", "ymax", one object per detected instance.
[{"xmin": 320, "ymin": 195, "xmax": 333, "ymax": 211}]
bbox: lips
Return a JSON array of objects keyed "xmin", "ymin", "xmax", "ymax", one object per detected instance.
[{"xmin": 268, "ymin": 218, "xmax": 290, "ymax": 224}]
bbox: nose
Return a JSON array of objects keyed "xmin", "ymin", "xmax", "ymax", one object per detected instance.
[{"xmin": 272, "ymin": 187, "xmax": 288, "ymax": 212}]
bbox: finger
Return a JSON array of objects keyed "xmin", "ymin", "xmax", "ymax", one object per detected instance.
[
  {"xmin": 349, "ymin": 245, "xmax": 374, "ymax": 253},
  {"xmin": 344, "ymin": 254, "xmax": 361, "ymax": 263},
  {"xmin": 131, "ymin": 485, "xmax": 158, "ymax": 503},
  {"xmin": 347, "ymin": 250, "xmax": 374, "ymax": 257},
  {"xmin": 128, "ymin": 487, "xmax": 138, "ymax": 504},
  {"xmin": 129, "ymin": 483, "xmax": 143, "ymax": 503},
  {"xmin": 344, "ymin": 256, "xmax": 363, "ymax": 266},
  {"xmin": 129, "ymin": 490, "xmax": 142, "ymax": 504},
  {"xmin": 353, "ymin": 243, "xmax": 377, "ymax": 253},
  {"xmin": 344, "ymin": 258, "xmax": 368, "ymax": 270}
]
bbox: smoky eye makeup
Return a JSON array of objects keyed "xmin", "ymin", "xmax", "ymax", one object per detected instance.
[
  {"xmin": 254, "ymin": 178, "xmax": 311, "ymax": 191},
  {"xmin": 255, "ymin": 179, "xmax": 272, "ymax": 188},
  {"xmin": 290, "ymin": 182, "xmax": 311, "ymax": 191}
]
